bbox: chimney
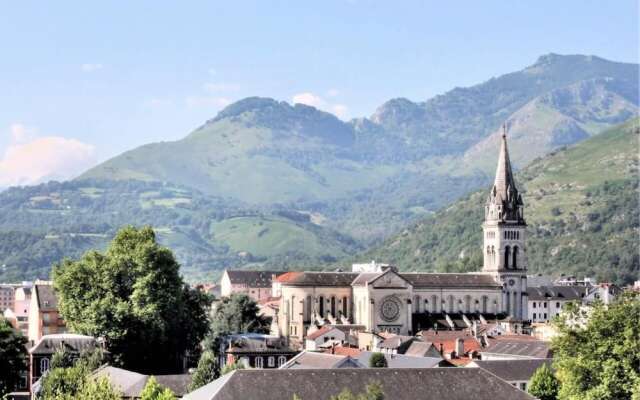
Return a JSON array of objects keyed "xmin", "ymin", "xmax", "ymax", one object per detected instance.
[
  {"xmin": 455, "ymin": 338, "xmax": 464, "ymax": 357},
  {"xmin": 439, "ymin": 343, "xmax": 444, "ymax": 355}
]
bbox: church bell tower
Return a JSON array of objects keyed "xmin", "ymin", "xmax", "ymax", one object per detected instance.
[{"xmin": 482, "ymin": 125, "xmax": 528, "ymax": 320}]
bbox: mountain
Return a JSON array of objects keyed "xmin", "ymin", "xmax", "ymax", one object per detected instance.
[
  {"xmin": 362, "ymin": 119, "xmax": 640, "ymax": 285},
  {"xmin": 79, "ymin": 54, "xmax": 637, "ymax": 241},
  {"xmin": 0, "ymin": 180, "xmax": 359, "ymax": 282},
  {"xmin": 0, "ymin": 54, "xmax": 638, "ymax": 282}
]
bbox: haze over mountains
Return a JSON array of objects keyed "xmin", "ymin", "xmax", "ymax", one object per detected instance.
[{"xmin": 0, "ymin": 54, "xmax": 638, "ymax": 282}]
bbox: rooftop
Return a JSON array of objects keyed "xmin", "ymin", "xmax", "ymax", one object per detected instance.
[
  {"xmin": 469, "ymin": 359, "xmax": 554, "ymax": 382},
  {"xmin": 224, "ymin": 270, "xmax": 282, "ymax": 288},
  {"xmin": 182, "ymin": 368, "xmax": 536, "ymax": 400}
]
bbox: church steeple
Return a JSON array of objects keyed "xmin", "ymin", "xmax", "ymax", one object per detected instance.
[
  {"xmin": 482, "ymin": 122, "xmax": 528, "ymax": 321},
  {"xmin": 485, "ymin": 124, "xmax": 524, "ymax": 223}
]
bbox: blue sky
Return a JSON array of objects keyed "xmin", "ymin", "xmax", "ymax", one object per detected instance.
[{"xmin": 0, "ymin": 1, "xmax": 637, "ymax": 186}]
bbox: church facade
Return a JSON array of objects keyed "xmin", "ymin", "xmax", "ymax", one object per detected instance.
[{"xmin": 274, "ymin": 131, "xmax": 528, "ymax": 344}]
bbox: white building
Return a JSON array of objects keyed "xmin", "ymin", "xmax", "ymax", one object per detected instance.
[{"xmin": 273, "ymin": 130, "xmax": 530, "ymax": 347}]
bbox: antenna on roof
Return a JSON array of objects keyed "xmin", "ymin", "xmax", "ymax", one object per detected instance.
[{"xmin": 502, "ymin": 123, "xmax": 507, "ymax": 138}]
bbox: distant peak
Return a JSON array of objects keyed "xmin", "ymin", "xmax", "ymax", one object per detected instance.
[
  {"xmin": 211, "ymin": 97, "xmax": 285, "ymax": 122},
  {"xmin": 371, "ymin": 98, "xmax": 422, "ymax": 125}
]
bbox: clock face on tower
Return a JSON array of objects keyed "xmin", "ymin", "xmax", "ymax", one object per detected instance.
[
  {"xmin": 379, "ymin": 296, "xmax": 402, "ymax": 322},
  {"xmin": 508, "ymin": 279, "xmax": 516, "ymax": 286}
]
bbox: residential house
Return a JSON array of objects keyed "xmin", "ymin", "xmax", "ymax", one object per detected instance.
[
  {"xmin": 28, "ymin": 283, "xmax": 66, "ymax": 342},
  {"xmin": 373, "ymin": 334, "xmax": 415, "ymax": 354},
  {"xmin": 527, "ymin": 286, "xmax": 585, "ymax": 323},
  {"xmin": 182, "ymin": 368, "xmax": 536, "ymax": 400},
  {"xmin": 304, "ymin": 326, "xmax": 346, "ymax": 351},
  {"xmin": 0, "ymin": 284, "xmax": 16, "ymax": 312},
  {"xmin": 4, "ymin": 285, "xmax": 32, "ymax": 336},
  {"xmin": 467, "ymin": 358, "xmax": 554, "ymax": 392},
  {"xmin": 29, "ymin": 334, "xmax": 99, "ymax": 389},
  {"xmin": 219, "ymin": 333, "xmax": 297, "ymax": 369},
  {"xmin": 219, "ymin": 270, "xmax": 282, "ymax": 302},
  {"xmin": 584, "ymin": 283, "xmax": 623, "ymax": 305}
]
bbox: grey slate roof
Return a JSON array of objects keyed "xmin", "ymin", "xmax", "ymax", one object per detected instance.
[
  {"xmin": 280, "ymin": 351, "xmax": 364, "ymax": 369},
  {"xmin": 29, "ymin": 334, "xmax": 97, "ymax": 355},
  {"xmin": 483, "ymin": 340, "xmax": 552, "ymax": 359},
  {"xmin": 91, "ymin": 366, "xmax": 193, "ymax": 397},
  {"xmin": 351, "ymin": 272, "xmax": 383, "ymax": 286},
  {"xmin": 35, "ymin": 284, "xmax": 58, "ymax": 311},
  {"xmin": 358, "ymin": 351, "xmax": 442, "ymax": 369},
  {"xmin": 470, "ymin": 359, "xmax": 554, "ymax": 382},
  {"xmin": 403, "ymin": 273, "xmax": 502, "ymax": 288},
  {"xmin": 277, "ymin": 272, "xmax": 360, "ymax": 287},
  {"xmin": 404, "ymin": 341, "xmax": 439, "ymax": 358},
  {"xmin": 182, "ymin": 368, "xmax": 536, "ymax": 400},
  {"xmin": 378, "ymin": 335, "xmax": 415, "ymax": 350},
  {"xmin": 527, "ymin": 286, "xmax": 585, "ymax": 301},
  {"xmin": 224, "ymin": 270, "xmax": 281, "ymax": 288}
]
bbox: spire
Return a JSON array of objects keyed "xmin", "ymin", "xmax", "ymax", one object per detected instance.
[{"xmin": 493, "ymin": 124, "xmax": 516, "ymax": 199}]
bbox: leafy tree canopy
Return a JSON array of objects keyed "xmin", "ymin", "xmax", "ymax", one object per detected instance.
[
  {"xmin": 53, "ymin": 226, "xmax": 211, "ymax": 374},
  {"xmin": 0, "ymin": 317, "xmax": 28, "ymax": 396},
  {"xmin": 189, "ymin": 350, "xmax": 219, "ymax": 391},
  {"xmin": 528, "ymin": 363, "xmax": 559, "ymax": 400},
  {"xmin": 368, "ymin": 353, "xmax": 388, "ymax": 368},
  {"xmin": 552, "ymin": 292, "xmax": 640, "ymax": 400},
  {"xmin": 140, "ymin": 376, "xmax": 176, "ymax": 400}
]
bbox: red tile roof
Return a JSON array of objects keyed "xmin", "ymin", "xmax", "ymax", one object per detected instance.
[
  {"xmin": 324, "ymin": 346, "xmax": 361, "ymax": 357},
  {"xmin": 306, "ymin": 326, "xmax": 336, "ymax": 340}
]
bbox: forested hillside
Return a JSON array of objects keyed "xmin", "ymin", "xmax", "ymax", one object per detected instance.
[
  {"xmin": 0, "ymin": 180, "xmax": 358, "ymax": 282},
  {"xmin": 363, "ymin": 119, "xmax": 640, "ymax": 285}
]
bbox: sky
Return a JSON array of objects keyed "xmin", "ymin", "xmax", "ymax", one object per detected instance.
[{"xmin": 0, "ymin": 1, "xmax": 637, "ymax": 186}]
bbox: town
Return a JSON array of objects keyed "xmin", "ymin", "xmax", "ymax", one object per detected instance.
[{"xmin": 1, "ymin": 133, "xmax": 638, "ymax": 399}]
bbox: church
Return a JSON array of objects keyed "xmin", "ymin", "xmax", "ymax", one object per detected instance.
[{"xmin": 274, "ymin": 130, "xmax": 528, "ymax": 345}]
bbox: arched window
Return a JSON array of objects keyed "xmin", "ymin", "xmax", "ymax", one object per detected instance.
[
  {"xmin": 431, "ymin": 295, "xmax": 438, "ymax": 313},
  {"xmin": 278, "ymin": 356, "xmax": 287, "ymax": 367},
  {"xmin": 41, "ymin": 358, "xmax": 50, "ymax": 373},
  {"xmin": 513, "ymin": 246, "xmax": 519, "ymax": 269},
  {"xmin": 268, "ymin": 356, "xmax": 275, "ymax": 367},
  {"xmin": 482, "ymin": 296, "xmax": 488, "ymax": 313},
  {"xmin": 318, "ymin": 296, "xmax": 324, "ymax": 317},
  {"xmin": 504, "ymin": 245, "xmax": 511, "ymax": 269},
  {"xmin": 504, "ymin": 231, "xmax": 507, "ymax": 239},
  {"xmin": 424, "ymin": 298, "xmax": 429, "ymax": 313},
  {"xmin": 413, "ymin": 295, "xmax": 421, "ymax": 313},
  {"xmin": 342, "ymin": 296, "xmax": 348, "ymax": 318},
  {"xmin": 255, "ymin": 356, "xmax": 263, "ymax": 368},
  {"xmin": 464, "ymin": 295, "xmax": 471, "ymax": 313},
  {"xmin": 447, "ymin": 296, "xmax": 455, "ymax": 313},
  {"xmin": 305, "ymin": 295, "xmax": 312, "ymax": 321},
  {"xmin": 330, "ymin": 296, "xmax": 336, "ymax": 317}
]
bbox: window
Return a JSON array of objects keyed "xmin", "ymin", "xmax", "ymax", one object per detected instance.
[
  {"xmin": 556, "ymin": 302, "xmax": 560, "ymax": 308},
  {"xmin": 533, "ymin": 313, "xmax": 537, "ymax": 320},
  {"xmin": 512, "ymin": 246, "xmax": 518, "ymax": 269},
  {"xmin": 255, "ymin": 357, "xmax": 263, "ymax": 368},
  {"xmin": 318, "ymin": 296, "xmax": 325, "ymax": 317},
  {"xmin": 342, "ymin": 296, "xmax": 348, "ymax": 318},
  {"xmin": 43, "ymin": 313, "xmax": 51, "ymax": 322},
  {"xmin": 40, "ymin": 358, "xmax": 50, "ymax": 374},
  {"xmin": 520, "ymin": 383, "xmax": 526, "ymax": 390},
  {"xmin": 278, "ymin": 356, "xmax": 287, "ymax": 367},
  {"xmin": 504, "ymin": 246, "xmax": 511, "ymax": 269},
  {"xmin": 543, "ymin": 302, "xmax": 547, "ymax": 308},
  {"xmin": 533, "ymin": 302, "xmax": 536, "ymax": 308},
  {"xmin": 330, "ymin": 296, "xmax": 336, "ymax": 317},
  {"xmin": 268, "ymin": 357, "xmax": 275, "ymax": 367},
  {"xmin": 544, "ymin": 313, "xmax": 548, "ymax": 320}
]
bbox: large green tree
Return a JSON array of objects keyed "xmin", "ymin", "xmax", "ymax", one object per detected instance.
[
  {"xmin": 552, "ymin": 292, "xmax": 640, "ymax": 400},
  {"xmin": 140, "ymin": 376, "xmax": 176, "ymax": 400},
  {"xmin": 528, "ymin": 363, "xmax": 559, "ymax": 400},
  {"xmin": 188, "ymin": 350, "xmax": 219, "ymax": 391},
  {"xmin": 0, "ymin": 317, "xmax": 27, "ymax": 396},
  {"xmin": 368, "ymin": 353, "xmax": 387, "ymax": 368},
  {"xmin": 53, "ymin": 226, "xmax": 211, "ymax": 374}
]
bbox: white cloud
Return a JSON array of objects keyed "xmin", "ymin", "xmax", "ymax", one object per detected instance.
[
  {"xmin": 9, "ymin": 123, "xmax": 36, "ymax": 143},
  {"xmin": 291, "ymin": 92, "xmax": 349, "ymax": 120},
  {"xmin": 185, "ymin": 96, "xmax": 232, "ymax": 109},
  {"xmin": 81, "ymin": 63, "xmax": 103, "ymax": 72},
  {"xmin": 203, "ymin": 82, "xmax": 240, "ymax": 93},
  {"xmin": 292, "ymin": 92, "xmax": 325, "ymax": 108},
  {"xmin": 0, "ymin": 124, "xmax": 97, "ymax": 187}
]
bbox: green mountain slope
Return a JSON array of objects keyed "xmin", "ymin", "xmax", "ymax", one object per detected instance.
[
  {"xmin": 362, "ymin": 119, "xmax": 640, "ymax": 285},
  {"xmin": 0, "ymin": 180, "xmax": 359, "ymax": 282}
]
